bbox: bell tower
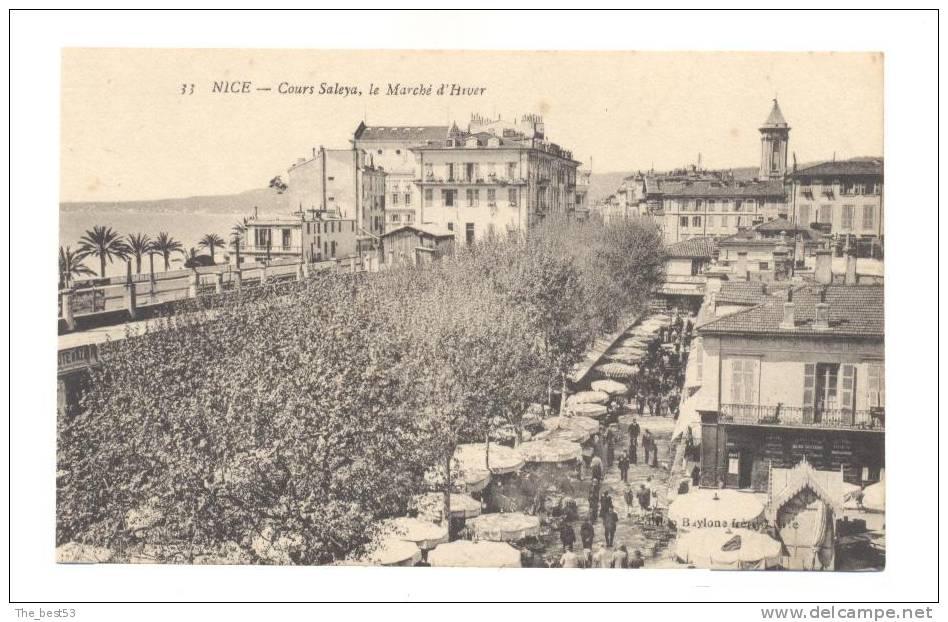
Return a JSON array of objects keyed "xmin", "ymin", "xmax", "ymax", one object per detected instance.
[{"xmin": 759, "ymin": 99, "xmax": 790, "ymax": 180}]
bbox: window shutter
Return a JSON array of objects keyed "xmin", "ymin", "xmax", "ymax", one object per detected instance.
[
  {"xmin": 730, "ymin": 360, "xmax": 743, "ymax": 403},
  {"xmin": 803, "ymin": 363, "xmax": 816, "ymax": 421},
  {"xmin": 841, "ymin": 364, "xmax": 856, "ymax": 410},
  {"xmin": 743, "ymin": 359, "xmax": 758, "ymax": 404},
  {"xmin": 867, "ymin": 363, "xmax": 884, "ymax": 407}
]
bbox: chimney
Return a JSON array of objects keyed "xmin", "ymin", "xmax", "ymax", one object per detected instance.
[
  {"xmin": 815, "ymin": 250, "xmax": 832, "ymax": 285},
  {"xmin": 780, "ymin": 289, "xmax": 795, "ymax": 329},
  {"xmin": 704, "ymin": 272, "xmax": 725, "ymax": 297},
  {"xmin": 814, "ymin": 287, "xmax": 830, "ymax": 329},
  {"xmin": 845, "ymin": 250, "xmax": 858, "ymax": 285},
  {"xmin": 736, "ymin": 251, "xmax": 749, "ymax": 280}
]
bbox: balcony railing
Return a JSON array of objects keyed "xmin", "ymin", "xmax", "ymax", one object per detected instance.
[
  {"xmin": 242, "ymin": 244, "xmax": 302, "ymax": 253},
  {"xmin": 720, "ymin": 403, "xmax": 884, "ymax": 432}
]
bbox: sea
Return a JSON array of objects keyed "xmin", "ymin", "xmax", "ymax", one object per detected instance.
[{"xmin": 60, "ymin": 210, "xmax": 243, "ymax": 278}]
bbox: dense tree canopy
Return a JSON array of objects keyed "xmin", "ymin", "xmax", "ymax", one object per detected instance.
[{"xmin": 57, "ymin": 215, "xmax": 664, "ymax": 564}]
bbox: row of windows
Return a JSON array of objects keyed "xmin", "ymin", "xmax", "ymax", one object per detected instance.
[
  {"xmin": 304, "ymin": 220, "xmax": 354, "ymax": 235},
  {"xmin": 667, "ymin": 198, "xmax": 763, "ymax": 212},
  {"xmin": 799, "ymin": 181, "xmax": 880, "ymax": 195},
  {"xmin": 798, "ymin": 204, "xmax": 877, "ymax": 231},
  {"xmin": 423, "ymin": 162, "xmax": 521, "ymax": 182},
  {"xmin": 428, "ymin": 188, "xmax": 519, "ymax": 207},
  {"xmin": 728, "ymin": 359, "xmax": 885, "ymax": 409},
  {"xmin": 678, "ymin": 215, "xmax": 754, "ymax": 229}
]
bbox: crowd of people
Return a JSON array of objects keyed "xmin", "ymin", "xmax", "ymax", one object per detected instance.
[{"xmin": 628, "ymin": 310, "xmax": 695, "ymax": 420}]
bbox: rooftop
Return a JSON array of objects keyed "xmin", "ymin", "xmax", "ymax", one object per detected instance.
[
  {"xmin": 381, "ymin": 224, "xmax": 456, "ymax": 239},
  {"xmin": 659, "ymin": 179, "xmax": 786, "ymax": 198},
  {"xmin": 699, "ymin": 284, "xmax": 884, "ymax": 338},
  {"xmin": 761, "ymin": 99, "xmax": 789, "ymax": 129},
  {"xmin": 794, "ymin": 158, "xmax": 884, "ymax": 178},
  {"xmin": 353, "ymin": 124, "xmax": 452, "ymax": 142},
  {"xmin": 665, "ymin": 236, "xmax": 717, "ymax": 259}
]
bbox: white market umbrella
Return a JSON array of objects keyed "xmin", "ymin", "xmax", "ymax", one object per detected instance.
[
  {"xmin": 596, "ymin": 362, "xmax": 638, "ymax": 379},
  {"xmin": 469, "ymin": 512, "xmax": 541, "ymax": 542},
  {"xmin": 380, "ymin": 516, "xmax": 449, "ymax": 551},
  {"xmin": 358, "ymin": 538, "xmax": 423, "ymax": 567},
  {"xmin": 534, "ymin": 427, "xmax": 589, "ymax": 444},
  {"xmin": 544, "ymin": 415, "xmax": 600, "ymax": 435},
  {"xmin": 56, "ymin": 542, "xmax": 113, "ymax": 564},
  {"xmin": 667, "ymin": 489, "xmax": 766, "ymax": 532},
  {"xmin": 428, "ymin": 540, "xmax": 521, "ymax": 568},
  {"xmin": 413, "ymin": 492, "xmax": 483, "ymax": 520},
  {"xmin": 862, "ymin": 481, "xmax": 885, "ymax": 512},
  {"xmin": 566, "ymin": 402, "xmax": 608, "ymax": 418},
  {"xmin": 591, "ymin": 379, "xmax": 628, "ymax": 395},
  {"xmin": 566, "ymin": 390, "xmax": 609, "ymax": 406},
  {"xmin": 517, "ymin": 438, "xmax": 583, "ymax": 464},
  {"xmin": 457, "ymin": 442, "xmax": 525, "ymax": 475},
  {"xmin": 676, "ymin": 529, "xmax": 782, "ymax": 569}
]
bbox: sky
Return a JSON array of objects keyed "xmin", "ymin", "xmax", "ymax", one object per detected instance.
[{"xmin": 61, "ymin": 49, "xmax": 883, "ymax": 203}]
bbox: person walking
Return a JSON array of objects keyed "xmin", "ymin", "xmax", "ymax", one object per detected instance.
[
  {"xmin": 636, "ymin": 483, "xmax": 651, "ymax": 514},
  {"xmin": 623, "ymin": 485, "xmax": 635, "ymax": 519},
  {"xmin": 590, "ymin": 455, "xmax": 603, "ymax": 484},
  {"xmin": 580, "ymin": 518, "xmax": 595, "ymax": 551},
  {"xmin": 650, "ymin": 436, "xmax": 659, "ymax": 468},
  {"xmin": 605, "ymin": 426, "xmax": 616, "ymax": 467},
  {"xmin": 617, "ymin": 451, "xmax": 630, "ymax": 483},
  {"xmin": 593, "ymin": 544, "xmax": 610, "ymax": 569},
  {"xmin": 560, "ymin": 521, "xmax": 576, "ymax": 551},
  {"xmin": 600, "ymin": 490, "xmax": 614, "ymax": 525},
  {"xmin": 641, "ymin": 429, "xmax": 651, "ymax": 465},
  {"xmin": 691, "ymin": 464, "xmax": 701, "ymax": 487},
  {"xmin": 603, "ymin": 508, "xmax": 619, "ymax": 547},
  {"xmin": 587, "ymin": 488, "xmax": 600, "ymax": 522},
  {"xmin": 628, "ymin": 418, "xmax": 640, "ymax": 463}
]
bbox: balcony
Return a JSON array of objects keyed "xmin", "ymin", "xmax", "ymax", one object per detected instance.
[
  {"xmin": 242, "ymin": 244, "xmax": 302, "ymax": 254},
  {"xmin": 720, "ymin": 403, "xmax": 884, "ymax": 432}
]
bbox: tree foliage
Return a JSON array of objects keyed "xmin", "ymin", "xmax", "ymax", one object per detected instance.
[{"xmin": 57, "ymin": 215, "xmax": 665, "ymax": 564}]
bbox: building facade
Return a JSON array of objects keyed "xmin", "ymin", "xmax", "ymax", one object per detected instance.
[
  {"xmin": 240, "ymin": 212, "xmax": 358, "ymax": 264},
  {"xmin": 352, "ymin": 123, "xmax": 449, "ymax": 233},
  {"xmin": 409, "ymin": 115, "xmax": 579, "ymax": 242},
  {"xmin": 286, "ymin": 146, "xmax": 387, "ymax": 242},
  {"xmin": 789, "ymin": 159, "xmax": 884, "ymax": 240},
  {"xmin": 696, "ymin": 283, "xmax": 885, "ymax": 492}
]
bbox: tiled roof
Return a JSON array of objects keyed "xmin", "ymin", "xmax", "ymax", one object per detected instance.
[
  {"xmin": 698, "ymin": 284, "xmax": 884, "ymax": 338},
  {"xmin": 353, "ymin": 124, "xmax": 451, "ymax": 142},
  {"xmin": 794, "ymin": 159, "xmax": 883, "ymax": 178},
  {"xmin": 659, "ymin": 179, "xmax": 786, "ymax": 198},
  {"xmin": 381, "ymin": 224, "xmax": 455, "ymax": 239},
  {"xmin": 761, "ymin": 99, "xmax": 789, "ymax": 128},
  {"xmin": 665, "ymin": 236, "xmax": 717, "ymax": 259},
  {"xmin": 714, "ymin": 281, "xmax": 769, "ymax": 305}
]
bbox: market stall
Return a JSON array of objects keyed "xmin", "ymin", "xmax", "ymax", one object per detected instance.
[
  {"xmin": 517, "ymin": 438, "xmax": 583, "ymax": 464},
  {"xmin": 379, "ymin": 516, "xmax": 449, "ymax": 551},
  {"xmin": 469, "ymin": 512, "xmax": 541, "ymax": 542},
  {"xmin": 675, "ymin": 528, "xmax": 782, "ymax": 569},
  {"xmin": 427, "ymin": 540, "xmax": 521, "ymax": 568}
]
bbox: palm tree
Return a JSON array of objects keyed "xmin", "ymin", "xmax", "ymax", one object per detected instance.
[
  {"xmin": 152, "ymin": 232, "xmax": 184, "ymax": 271},
  {"xmin": 198, "ymin": 233, "xmax": 225, "ymax": 264},
  {"xmin": 77, "ymin": 225, "xmax": 130, "ymax": 278},
  {"xmin": 58, "ymin": 246, "xmax": 95, "ymax": 289},
  {"xmin": 183, "ymin": 247, "xmax": 202, "ymax": 269},
  {"xmin": 126, "ymin": 233, "xmax": 153, "ymax": 275}
]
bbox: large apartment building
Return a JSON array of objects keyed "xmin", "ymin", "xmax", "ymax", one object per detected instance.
[
  {"xmin": 285, "ymin": 146, "xmax": 387, "ymax": 243},
  {"xmin": 789, "ymin": 159, "xmax": 884, "ymax": 240},
  {"xmin": 695, "ymin": 281, "xmax": 885, "ymax": 493},
  {"xmin": 353, "ymin": 115, "xmax": 580, "ymax": 240}
]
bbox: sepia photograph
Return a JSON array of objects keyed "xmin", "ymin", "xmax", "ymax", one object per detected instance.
[
  {"xmin": 55, "ymin": 48, "xmax": 886, "ymax": 572},
  {"xmin": 7, "ymin": 7, "xmax": 943, "ymax": 614}
]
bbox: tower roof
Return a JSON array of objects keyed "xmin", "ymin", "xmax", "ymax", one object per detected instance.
[{"xmin": 761, "ymin": 99, "xmax": 789, "ymax": 129}]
